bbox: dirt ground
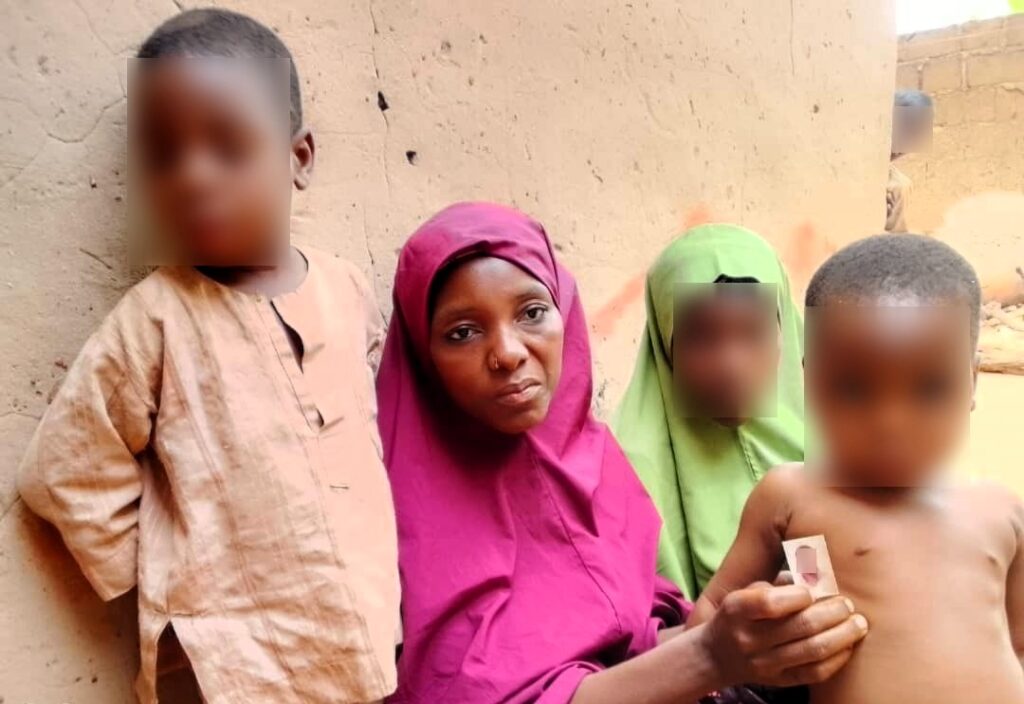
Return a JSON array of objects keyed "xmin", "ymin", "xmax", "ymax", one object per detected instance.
[{"xmin": 956, "ymin": 372, "xmax": 1024, "ymax": 496}]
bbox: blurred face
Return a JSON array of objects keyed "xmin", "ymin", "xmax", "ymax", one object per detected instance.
[
  {"xmin": 429, "ymin": 257, "xmax": 564, "ymax": 434},
  {"xmin": 892, "ymin": 105, "xmax": 934, "ymax": 158},
  {"xmin": 672, "ymin": 287, "xmax": 780, "ymax": 426},
  {"xmin": 130, "ymin": 57, "xmax": 312, "ymax": 265},
  {"xmin": 806, "ymin": 304, "xmax": 975, "ymax": 487},
  {"xmin": 796, "ymin": 546, "xmax": 819, "ymax": 586}
]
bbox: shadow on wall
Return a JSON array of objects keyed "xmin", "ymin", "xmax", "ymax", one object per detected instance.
[
  {"xmin": 590, "ymin": 205, "xmax": 837, "ymax": 338},
  {"xmin": 932, "ymin": 190, "xmax": 1024, "ymax": 304}
]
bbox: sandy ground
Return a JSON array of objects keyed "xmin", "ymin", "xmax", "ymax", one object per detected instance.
[{"xmin": 956, "ymin": 372, "xmax": 1024, "ymax": 496}]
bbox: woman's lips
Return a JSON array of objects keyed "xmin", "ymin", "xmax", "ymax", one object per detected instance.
[{"xmin": 495, "ymin": 380, "xmax": 542, "ymax": 407}]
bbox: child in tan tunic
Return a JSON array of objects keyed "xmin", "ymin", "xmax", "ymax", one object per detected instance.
[
  {"xmin": 17, "ymin": 9, "xmax": 399, "ymax": 704},
  {"xmin": 689, "ymin": 235, "xmax": 1024, "ymax": 703},
  {"xmin": 886, "ymin": 90, "xmax": 933, "ymax": 233}
]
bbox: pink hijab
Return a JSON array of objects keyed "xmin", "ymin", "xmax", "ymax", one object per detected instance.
[{"xmin": 377, "ymin": 202, "xmax": 687, "ymax": 703}]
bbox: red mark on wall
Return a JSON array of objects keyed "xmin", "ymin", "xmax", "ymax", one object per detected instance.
[
  {"xmin": 592, "ymin": 211, "xmax": 839, "ymax": 337},
  {"xmin": 781, "ymin": 221, "xmax": 834, "ymax": 296},
  {"xmin": 681, "ymin": 203, "xmax": 713, "ymax": 230},
  {"xmin": 591, "ymin": 204, "xmax": 715, "ymax": 337},
  {"xmin": 591, "ymin": 273, "xmax": 645, "ymax": 338}
]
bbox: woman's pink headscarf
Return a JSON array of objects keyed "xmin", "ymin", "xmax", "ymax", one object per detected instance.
[{"xmin": 377, "ymin": 202, "xmax": 688, "ymax": 703}]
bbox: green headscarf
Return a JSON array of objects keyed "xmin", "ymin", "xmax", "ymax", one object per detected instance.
[{"xmin": 612, "ymin": 224, "xmax": 805, "ymax": 600}]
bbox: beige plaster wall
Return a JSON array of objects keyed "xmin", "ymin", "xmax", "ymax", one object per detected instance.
[
  {"xmin": 895, "ymin": 15, "xmax": 1024, "ymax": 298},
  {"xmin": 0, "ymin": 1, "xmax": 895, "ymax": 701}
]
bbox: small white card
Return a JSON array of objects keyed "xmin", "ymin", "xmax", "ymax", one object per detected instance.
[{"xmin": 783, "ymin": 534, "xmax": 839, "ymax": 600}]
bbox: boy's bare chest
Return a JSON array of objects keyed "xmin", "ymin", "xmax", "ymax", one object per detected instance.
[
  {"xmin": 786, "ymin": 491, "xmax": 1015, "ymax": 618},
  {"xmin": 789, "ymin": 489, "xmax": 1024, "ymax": 703}
]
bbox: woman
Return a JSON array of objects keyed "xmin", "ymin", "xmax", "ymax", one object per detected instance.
[
  {"xmin": 377, "ymin": 204, "xmax": 864, "ymax": 703},
  {"xmin": 614, "ymin": 225, "xmax": 805, "ymax": 600}
]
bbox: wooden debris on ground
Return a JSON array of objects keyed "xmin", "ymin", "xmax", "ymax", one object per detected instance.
[{"xmin": 979, "ymin": 301, "xmax": 1024, "ymax": 375}]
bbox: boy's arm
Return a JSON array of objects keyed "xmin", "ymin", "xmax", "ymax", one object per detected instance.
[
  {"xmin": 17, "ymin": 289, "xmax": 160, "ymax": 601},
  {"xmin": 1007, "ymin": 496, "xmax": 1024, "ymax": 668},
  {"xmin": 345, "ymin": 261, "xmax": 386, "ymax": 374},
  {"xmin": 366, "ymin": 296, "xmax": 386, "ymax": 376},
  {"xmin": 688, "ymin": 466, "xmax": 796, "ymax": 627}
]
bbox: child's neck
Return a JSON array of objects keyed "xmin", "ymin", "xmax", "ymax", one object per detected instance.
[
  {"xmin": 197, "ymin": 245, "xmax": 307, "ymax": 298},
  {"xmin": 813, "ymin": 460, "xmax": 952, "ymax": 493},
  {"xmin": 821, "ymin": 471, "xmax": 952, "ymax": 504}
]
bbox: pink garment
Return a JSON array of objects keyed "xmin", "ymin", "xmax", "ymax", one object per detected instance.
[{"xmin": 377, "ymin": 202, "xmax": 688, "ymax": 704}]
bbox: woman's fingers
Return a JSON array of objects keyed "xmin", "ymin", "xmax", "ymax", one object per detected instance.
[
  {"xmin": 721, "ymin": 583, "xmax": 814, "ymax": 622},
  {"xmin": 707, "ymin": 584, "xmax": 867, "ymax": 688},
  {"xmin": 757, "ymin": 595, "xmax": 856, "ymax": 648},
  {"xmin": 773, "ymin": 570, "xmax": 794, "ymax": 586},
  {"xmin": 777, "ymin": 647, "xmax": 856, "ymax": 687},
  {"xmin": 757, "ymin": 611, "xmax": 869, "ymax": 676}
]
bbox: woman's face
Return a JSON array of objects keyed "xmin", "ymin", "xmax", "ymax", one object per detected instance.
[
  {"xmin": 672, "ymin": 288, "xmax": 780, "ymax": 426},
  {"xmin": 429, "ymin": 257, "xmax": 564, "ymax": 434}
]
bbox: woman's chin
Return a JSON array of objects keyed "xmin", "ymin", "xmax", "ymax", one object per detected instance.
[{"xmin": 487, "ymin": 400, "xmax": 551, "ymax": 435}]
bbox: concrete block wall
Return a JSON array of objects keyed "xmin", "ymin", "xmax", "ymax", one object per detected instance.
[
  {"xmin": 0, "ymin": 1, "xmax": 895, "ymax": 701},
  {"xmin": 896, "ymin": 15, "xmax": 1024, "ymax": 236}
]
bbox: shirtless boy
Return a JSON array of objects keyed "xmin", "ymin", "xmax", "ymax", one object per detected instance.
[{"xmin": 689, "ymin": 234, "xmax": 1024, "ymax": 703}]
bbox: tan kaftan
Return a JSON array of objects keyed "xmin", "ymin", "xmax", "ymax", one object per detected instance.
[
  {"xmin": 886, "ymin": 163, "xmax": 912, "ymax": 233},
  {"xmin": 18, "ymin": 247, "xmax": 400, "ymax": 704}
]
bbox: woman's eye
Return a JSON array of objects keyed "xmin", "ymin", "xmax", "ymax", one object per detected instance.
[
  {"xmin": 445, "ymin": 326, "xmax": 476, "ymax": 342},
  {"xmin": 523, "ymin": 305, "xmax": 548, "ymax": 322}
]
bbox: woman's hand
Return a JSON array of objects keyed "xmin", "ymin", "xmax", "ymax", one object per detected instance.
[
  {"xmin": 773, "ymin": 570, "xmax": 794, "ymax": 586},
  {"xmin": 571, "ymin": 581, "xmax": 867, "ymax": 704},
  {"xmin": 700, "ymin": 581, "xmax": 868, "ymax": 688}
]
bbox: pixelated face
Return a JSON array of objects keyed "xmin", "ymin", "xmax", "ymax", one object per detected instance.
[
  {"xmin": 806, "ymin": 303, "xmax": 975, "ymax": 486},
  {"xmin": 795, "ymin": 545, "xmax": 819, "ymax": 586},
  {"xmin": 429, "ymin": 257, "xmax": 564, "ymax": 435},
  {"xmin": 892, "ymin": 104, "xmax": 934, "ymax": 157},
  {"xmin": 672, "ymin": 286, "xmax": 780, "ymax": 426},
  {"xmin": 129, "ymin": 57, "xmax": 296, "ymax": 265}
]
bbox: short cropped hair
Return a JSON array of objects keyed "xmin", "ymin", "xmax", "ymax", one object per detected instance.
[
  {"xmin": 806, "ymin": 234, "xmax": 981, "ymax": 347},
  {"xmin": 894, "ymin": 90, "xmax": 933, "ymax": 109},
  {"xmin": 137, "ymin": 8, "xmax": 302, "ymax": 134}
]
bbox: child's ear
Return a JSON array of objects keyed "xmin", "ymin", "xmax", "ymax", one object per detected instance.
[{"xmin": 291, "ymin": 126, "xmax": 315, "ymax": 190}]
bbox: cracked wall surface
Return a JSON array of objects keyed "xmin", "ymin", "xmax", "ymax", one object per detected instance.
[{"xmin": 0, "ymin": 1, "xmax": 895, "ymax": 701}]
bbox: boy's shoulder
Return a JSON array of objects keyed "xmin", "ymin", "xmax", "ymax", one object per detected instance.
[
  {"xmin": 301, "ymin": 246, "xmax": 376, "ymax": 300},
  {"xmin": 100, "ymin": 266, "xmax": 184, "ymax": 324},
  {"xmin": 758, "ymin": 462, "xmax": 814, "ymax": 497},
  {"xmin": 301, "ymin": 247, "xmax": 384, "ymax": 332},
  {"xmin": 953, "ymin": 478, "xmax": 1022, "ymax": 505},
  {"xmin": 954, "ymin": 480, "xmax": 1024, "ymax": 533},
  {"xmin": 745, "ymin": 463, "xmax": 814, "ymax": 516}
]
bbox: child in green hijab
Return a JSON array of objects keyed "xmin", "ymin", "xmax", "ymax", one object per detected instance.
[{"xmin": 613, "ymin": 224, "xmax": 805, "ymax": 599}]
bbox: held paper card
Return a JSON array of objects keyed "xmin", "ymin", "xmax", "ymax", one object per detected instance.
[{"xmin": 783, "ymin": 534, "xmax": 839, "ymax": 600}]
